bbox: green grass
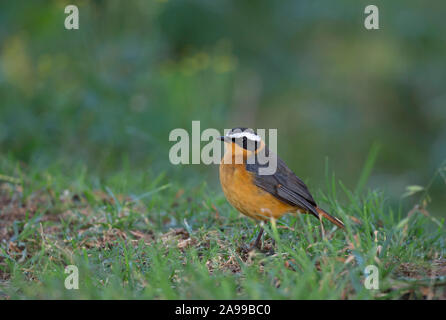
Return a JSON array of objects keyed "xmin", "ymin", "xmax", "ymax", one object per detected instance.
[{"xmin": 0, "ymin": 157, "xmax": 445, "ymax": 300}]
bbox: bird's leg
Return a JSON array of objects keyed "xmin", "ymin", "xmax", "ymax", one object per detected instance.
[{"xmin": 251, "ymin": 227, "xmax": 264, "ymax": 250}]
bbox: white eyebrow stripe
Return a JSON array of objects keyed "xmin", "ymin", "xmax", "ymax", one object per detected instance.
[{"xmin": 226, "ymin": 131, "xmax": 261, "ymax": 141}]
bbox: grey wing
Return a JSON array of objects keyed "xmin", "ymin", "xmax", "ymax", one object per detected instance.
[{"xmin": 246, "ymin": 150, "xmax": 319, "ymax": 218}]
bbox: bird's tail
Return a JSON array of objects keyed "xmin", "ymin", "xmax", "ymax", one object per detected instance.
[{"xmin": 316, "ymin": 207, "xmax": 345, "ymax": 229}]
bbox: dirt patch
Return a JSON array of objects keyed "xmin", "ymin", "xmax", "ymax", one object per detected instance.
[
  {"xmin": 397, "ymin": 259, "xmax": 446, "ymax": 279},
  {"xmin": 1, "ymin": 186, "xmax": 32, "ymax": 241},
  {"xmin": 0, "ymin": 183, "xmax": 57, "ymax": 241}
]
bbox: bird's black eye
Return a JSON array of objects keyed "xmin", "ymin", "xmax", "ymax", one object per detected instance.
[
  {"xmin": 240, "ymin": 137, "xmax": 259, "ymax": 151},
  {"xmin": 242, "ymin": 137, "xmax": 248, "ymax": 149}
]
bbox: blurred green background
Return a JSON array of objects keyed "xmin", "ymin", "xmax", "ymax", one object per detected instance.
[{"xmin": 0, "ymin": 1, "xmax": 445, "ymax": 215}]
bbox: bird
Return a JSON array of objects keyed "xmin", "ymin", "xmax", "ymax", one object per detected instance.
[{"xmin": 218, "ymin": 127, "xmax": 344, "ymax": 249}]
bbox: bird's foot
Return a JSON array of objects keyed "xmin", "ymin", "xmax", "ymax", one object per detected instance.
[
  {"xmin": 264, "ymin": 239, "xmax": 276, "ymax": 256},
  {"xmin": 249, "ymin": 241, "xmax": 262, "ymax": 251}
]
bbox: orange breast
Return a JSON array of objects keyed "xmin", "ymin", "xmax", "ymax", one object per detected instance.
[{"xmin": 219, "ymin": 162, "xmax": 296, "ymax": 221}]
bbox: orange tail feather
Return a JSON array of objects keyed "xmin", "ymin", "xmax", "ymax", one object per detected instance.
[{"xmin": 316, "ymin": 207, "xmax": 345, "ymax": 229}]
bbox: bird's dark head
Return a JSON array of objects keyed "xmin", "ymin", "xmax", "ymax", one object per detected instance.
[{"xmin": 219, "ymin": 128, "xmax": 264, "ymax": 158}]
